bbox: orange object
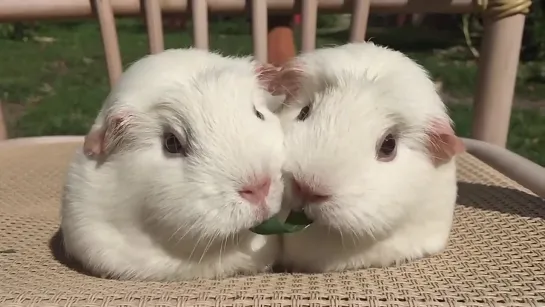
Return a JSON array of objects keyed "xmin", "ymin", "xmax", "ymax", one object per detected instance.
[{"xmin": 267, "ymin": 15, "xmax": 296, "ymax": 66}]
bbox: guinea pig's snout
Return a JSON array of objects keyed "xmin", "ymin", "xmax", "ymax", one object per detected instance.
[
  {"xmin": 238, "ymin": 177, "xmax": 271, "ymax": 205},
  {"xmin": 292, "ymin": 180, "xmax": 330, "ymax": 203}
]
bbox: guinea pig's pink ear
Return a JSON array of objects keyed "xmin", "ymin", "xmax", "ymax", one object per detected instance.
[
  {"xmin": 83, "ymin": 125, "xmax": 105, "ymax": 157},
  {"xmin": 255, "ymin": 62, "xmax": 304, "ymax": 98},
  {"xmin": 83, "ymin": 111, "xmax": 133, "ymax": 157},
  {"xmin": 255, "ymin": 63, "xmax": 282, "ymax": 94},
  {"xmin": 425, "ymin": 119, "xmax": 466, "ymax": 167}
]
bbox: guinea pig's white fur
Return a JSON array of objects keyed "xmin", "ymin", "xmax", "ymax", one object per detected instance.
[
  {"xmin": 276, "ymin": 42, "xmax": 460, "ymax": 273},
  {"xmin": 61, "ymin": 48, "xmax": 285, "ymax": 281}
]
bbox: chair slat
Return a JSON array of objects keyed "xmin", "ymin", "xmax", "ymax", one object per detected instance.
[
  {"xmin": 144, "ymin": 0, "xmax": 164, "ymax": 54},
  {"xmin": 350, "ymin": 0, "xmax": 370, "ymax": 42},
  {"xmin": 252, "ymin": 0, "xmax": 268, "ymax": 63},
  {"xmin": 94, "ymin": 0, "xmax": 123, "ymax": 87},
  {"xmin": 301, "ymin": 0, "xmax": 317, "ymax": 53},
  {"xmin": 192, "ymin": 0, "xmax": 209, "ymax": 50}
]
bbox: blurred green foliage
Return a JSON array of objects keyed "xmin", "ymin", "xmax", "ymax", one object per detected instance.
[
  {"xmin": 0, "ymin": 22, "xmax": 38, "ymax": 41},
  {"xmin": 3, "ymin": 8, "xmax": 545, "ymax": 62},
  {"xmin": 522, "ymin": 0, "xmax": 545, "ymax": 61}
]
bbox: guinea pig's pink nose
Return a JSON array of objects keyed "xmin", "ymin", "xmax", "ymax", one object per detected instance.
[
  {"xmin": 238, "ymin": 178, "xmax": 271, "ymax": 205},
  {"xmin": 293, "ymin": 180, "xmax": 330, "ymax": 203}
]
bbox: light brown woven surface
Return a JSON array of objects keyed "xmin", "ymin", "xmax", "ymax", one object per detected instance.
[{"xmin": 0, "ymin": 141, "xmax": 544, "ymax": 307}]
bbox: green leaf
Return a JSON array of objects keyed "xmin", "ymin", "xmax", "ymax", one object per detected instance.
[
  {"xmin": 285, "ymin": 210, "xmax": 314, "ymax": 225},
  {"xmin": 249, "ymin": 210, "xmax": 313, "ymax": 235}
]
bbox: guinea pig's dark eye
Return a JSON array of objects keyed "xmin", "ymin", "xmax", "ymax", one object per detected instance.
[
  {"xmin": 377, "ymin": 133, "xmax": 397, "ymax": 162},
  {"xmin": 254, "ymin": 107, "xmax": 265, "ymax": 120},
  {"xmin": 297, "ymin": 105, "xmax": 311, "ymax": 121},
  {"xmin": 163, "ymin": 133, "xmax": 184, "ymax": 155}
]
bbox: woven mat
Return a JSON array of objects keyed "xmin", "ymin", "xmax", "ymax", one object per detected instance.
[{"xmin": 0, "ymin": 141, "xmax": 544, "ymax": 307}]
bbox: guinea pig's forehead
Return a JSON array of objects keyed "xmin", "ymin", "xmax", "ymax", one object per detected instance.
[
  {"xmin": 312, "ymin": 83, "xmax": 365, "ymax": 109},
  {"xmin": 311, "ymin": 90, "xmax": 404, "ymax": 128},
  {"xmin": 192, "ymin": 78, "xmax": 261, "ymax": 105},
  {"xmin": 194, "ymin": 65, "xmax": 257, "ymax": 87}
]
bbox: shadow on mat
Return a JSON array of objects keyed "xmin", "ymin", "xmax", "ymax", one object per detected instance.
[
  {"xmin": 49, "ymin": 228, "xmax": 290, "ymax": 276},
  {"xmin": 49, "ymin": 229, "xmax": 97, "ymax": 277},
  {"xmin": 456, "ymin": 182, "xmax": 545, "ymax": 219}
]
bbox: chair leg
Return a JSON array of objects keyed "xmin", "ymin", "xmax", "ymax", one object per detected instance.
[
  {"xmin": 472, "ymin": 14, "xmax": 526, "ymax": 147},
  {"xmin": 267, "ymin": 15, "xmax": 296, "ymax": 66}
]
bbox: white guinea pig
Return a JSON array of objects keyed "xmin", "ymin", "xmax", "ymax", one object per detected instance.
[
  {"xmin": 269, "ymin": 42, "xmax": 465, "ymax": 273},
  {"xmin": 60, "ymin": 48, "xmax": 286, "ymax": 281}
]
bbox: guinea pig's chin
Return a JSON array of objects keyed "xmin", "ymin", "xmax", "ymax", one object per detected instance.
[
  {"xmin": 303, "ymin": 204, "xmax": 385, "ymax": 237},
  {"xmin": 216, "ymin": 205, "xmax": 279, "ymax": 236}
]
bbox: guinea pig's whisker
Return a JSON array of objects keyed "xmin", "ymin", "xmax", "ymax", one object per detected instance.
[
  {"xmin": 198, "ymin": 232, "xmax": 217, "ymax": 265},
  {"xmin": 230, "ymin": 233, "xmax": 235, "ymax": 247},
  {"xmin": 199, "ymin": 206, "xmax": 230, "ymax": 264},
  {"xmin": 232, "ymin": 233, "xmax": 241, "ymax": 247},
  {"xmin": 348, "ymin": 225, "xmax": 358, "ymax": 247},
  {"xmin": 328, "ymin": 210, "xmax": 347, "ymax": 252},
  {"xmin": 198, "ymin": 240, "xmax": 211, "ymax": 265},
  {"xmin": 325, "ymin": 206, "xmax": 352, "ymax": 251},
  {"xmin": 169, "ymin": 222, "xmax": 187, "ymax": 242},
  {"xmin": 187, "ymin": 232, "xmax": 205, "ymax": 262},
  {"xmin": 222, "ymin": 235, "xmax": 230, "ymax": 263},
  {"xmin": 339, "ymin": 229, "xmax": 347, "ymax": 252},
  {"xmin": 175, "ymin": 220, "xmax": 199, "ymax": 244},
  {"xmin": 218, "ymin": 236, "xmax": 226, "ymax": 267},
  {"xmin": 174, "ymin": 197, "xmax": 241, "ymax": 262},
  {"xmin": 365, "ymin": 225, "xmax": 378, "ymax": 241}
]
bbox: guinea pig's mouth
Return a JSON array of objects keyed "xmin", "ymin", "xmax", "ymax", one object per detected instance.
[{"xmin": 249, "ymin": 210, "xmax": 313, "ymax": 235}]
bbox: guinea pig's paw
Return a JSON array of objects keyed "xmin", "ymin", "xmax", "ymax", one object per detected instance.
[
  {"xmin": 367, "ymin": 230, "xmax": 451, "ymax": 269},
  {"xmin": 416, "ymin": 233, "xmax": 451, "ymax": 259}
]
